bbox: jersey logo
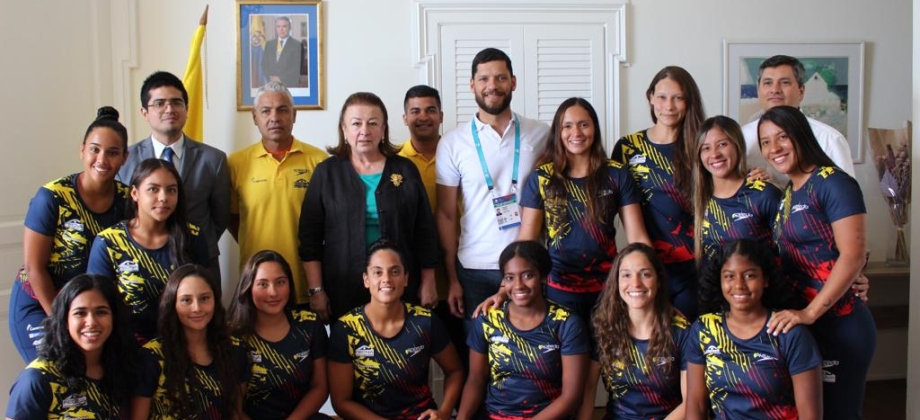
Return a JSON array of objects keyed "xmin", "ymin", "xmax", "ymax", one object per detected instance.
[
  {"xmin": 822, "ymin": 359, "xmax": 839, "ymax": 368},
  {"xmin": 791, "ymin": 204, "xmax": 809, "ymax": 214},
  {"xmin": 823, "ymin": 370, "xmax": 837, "ymax": 383},
  {"xmin": 753, "ymin": 352, "xmax": 778, "ymax": 363},
  {"xmin": 599, "ymin": 189, "xmax": 615, "ymax": 197},
  {"xmin": 355, "ymin": 345, "xmax": 375, "ymax": 358},
  {"xmin": 64, "ymin": 219, "xmax": 85, "ymax": 232},
  {"xmin": 490, "ymin": 335, "xmax": 509, "ymax": 344},
  {"xmin": 250, "ymin": 177, "xmax": 268, "ymax": 183},
  {"xmin": 405, "ymin": 345, "xmax": 425, "ymax": 358},
  {"xmin": 731, "ymin": 212, "xmax": 753, "ymax": 222},
  {"xmin": 249, "ymin": 351, "xmax": 262, "ymax": 363},
  {"xmin": 294, "ymin": 350, "xmax": 311, "ymax": 362},
  {"xmin": 294, "ymin": 168, "xmax": 308, "ymax": 175},
  {"xmin": 628, "ymin": 155, "xmax": 647, "ymax": 165},
  {"xmin": 538, "ymin": 344, "xmax": 560, "ymax": 353},
  {"xmin": 704, "ymin": 345, "xmax": 722, "ymax": 356},
  {"xmin": 62, "ymin": 394, "xmax": 88, "ymax": 409},
  {"xmin": 118, "ymin": 260, "xmax": 139, "ymax": 274},
  {"xmin": 294, "ymin": 179, "xmax": 309, "ymax": 189},
  {"xmin": 655, "ymin": 356, "xmax": 675, "ymax": 366}
]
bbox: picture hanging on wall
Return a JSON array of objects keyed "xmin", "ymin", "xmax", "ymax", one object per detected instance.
[
  {"xmin": 237, "ymin": 0, "xmax": 324, "ymax": 110},
  {"xmin": 723, "ymin": 41, "xmax": 865, "ymax": 162}
]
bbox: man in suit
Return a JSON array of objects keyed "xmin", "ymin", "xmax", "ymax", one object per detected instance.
[
  {"xmin": 261, "ymin": 16, "xmax": 304, "ymax": 88},
  {"xmin": 117, "ymin": 71, "xmax": 230, "ymax": 281}
]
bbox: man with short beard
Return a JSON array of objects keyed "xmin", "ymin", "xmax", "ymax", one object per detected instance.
[{"xmin": 435, "ymin": 48, "xmax": 550, "ymax": 329}]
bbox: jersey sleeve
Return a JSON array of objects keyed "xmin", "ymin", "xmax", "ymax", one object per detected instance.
[
  {"xmin": 5, "ymin": 368, "xmax": 51, "ymax": 419},
  {"xmin": 429, "ymin": 312, "xmax": 452, "ymax": 355},
  {"xmin": 612, "ymin": 164, "xmax": 642, "ymax": 207},
  {"xmin": 326, "ymin": 320, "xmax": 352, "ymax": 364},
  {"xmin": 674, "ymin": 324, "xmax": 692, "ymax": 371},
  {"xmin": 23, "ymin": 187, "xmax": 58, "ymax": 237},
  {"xmin": 310, "ymin": 318, "xmax": 329, "ymax": 360},
  {"xmin": 758, "ymin": 183, "xmax": 783, "ymax": 230},
  {"xmin": 609, "ymin": 136, "xmax": 630, "ymax": 165},
  {"xmin": 685, "ymin": 319, "xmax": 705, "ymax": 365},
  {"xmin": 781, "ymin": 325, "xmax": 822, "ymax": 376},
  {"xmin": 559, "ymin": 312, "xmax": 589, "ymax": 355},
  {"xmin": 465, "ymin": 314, "xmax": 489, "ymax": 354},
  {"xmin": 135, "ymin": 347, "xmax": 162, "ymax": 398},
  {"xmin": 86, "ymin": 235, "xmax": 116, "ymax": 278},
  {"xmin": 519, "ymin": 168, "xmax": 544, "ymax": 210},
  {"xmin": 232, "ymin": 338, "xmax": 252, "ymax": 383},
  {"xmin": 189, "ymin": 228, "xmax": 210, "ymax": 266},
  {"xmin": 818, "ymin": 170, "xmax": 867, "ymax": 223}
]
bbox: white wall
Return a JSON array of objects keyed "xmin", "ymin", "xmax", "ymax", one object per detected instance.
[{"xmin": 0, "ymin": 0, "xmax": 913, "ymax": 411}]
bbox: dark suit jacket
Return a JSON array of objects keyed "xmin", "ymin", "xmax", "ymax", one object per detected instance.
[
  {"xmin": 261, "ymin": 37, "xmax": 304, "ymax": 88},
  {"xmin": 116, "ymin": 136, "xmax": 231, "ymax": 260}
]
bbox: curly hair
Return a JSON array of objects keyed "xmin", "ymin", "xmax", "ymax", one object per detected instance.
[
  {"xmin": 157, "ymin": 265, "xmax": 238, "ymax": 419},
  {"xmin": 593, "ymin": 243, "xmax": 676, "ymax": 373},
  {"xmin": 698, "ymin": 239, "xmax": 796, "ymax": 315},
  {"xmin": 228, "ymin": 250, "xmax": 296, "ymax": 336},
  {"xmin": 40, "ymin": 274, "xmax": 137, "ymax": 408},
  {"xmin": 126, "ymin": 158, "xmax": 194, "ymax": 267}
]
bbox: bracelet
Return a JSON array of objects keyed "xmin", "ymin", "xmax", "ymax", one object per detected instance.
[{"xmin": 307, "ymin": 286, "xmax": 324, "ymax": 297}]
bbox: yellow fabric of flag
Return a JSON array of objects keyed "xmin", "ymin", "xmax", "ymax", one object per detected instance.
[{"xmin": 183, "ymin": 6, "xmax": 208, "ymax": 142}]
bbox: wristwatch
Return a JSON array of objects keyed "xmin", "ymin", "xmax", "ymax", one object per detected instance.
[{"xmin": 307, "ymin": 286, "xmax": 324, "ymax": 297}]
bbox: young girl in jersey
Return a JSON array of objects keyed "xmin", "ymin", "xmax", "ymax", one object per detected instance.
[
  {"xmin": 692, "ymin": 115, "xmax": 782, "ymax": 271},
  {"xmin": 580, "ymin": 243, "xmax": 691, "ymax": 420},
  {"xmin": 6, "ymin": 274, "xmax": 136, "ymax": 419},
  {"xmin": 132, "ymin": 264, "xmax": 248, "ymax": 420},
  {"xmin": 458, "ymin": 241, "xmax": 589, "ymax": 420},
  {"xmin": 686, "ymin": 239, "xmax": 822, "ymax": 420},
  {"xmin": 229, "ymin": 250, "xmax": 331, "ymax": 420},
  {"xmin": 327, "ymin": 239, "xmax": 464, "ymax": 420},
  {"xmin": 759, "ymin": 105, "xmax": 875, "ymax": 419},
  {"xmin": 88, "ymin": 158, "xmax": 208, "ymax": 343},
  {"xmin": 9, "ymin": 107, "xmax": 130, "ymax": 362},
  {"xmin": 610, "ymin": 66, "xmax": 706, "ymax": 319}
]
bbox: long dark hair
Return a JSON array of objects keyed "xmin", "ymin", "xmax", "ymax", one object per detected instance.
[
  {"xmin": 646, "ymin": 66, "xmax": 705, "ymax": 194},
  {"xmin": 228, "ymin": 250, "xmax": 296, "ymax": 336},
  {"xmin": 157, "ymin": 265, "xmax": 238, "ymax": 419},
  {"xmin": 698, "ymin": 239, "xmax": 794, "ymax": 314},
  {"xmin": 757, "ymin": 105, "xmax": 834, "ymax": 174},
  {"xmin": 540, "ymin": 97, "xmax": 613, "ymax": 225},
  {"xmin": 126, "ymin": 158, "xmax": 193, "ymax": 266},
  {"xmin": 40, "ymin": 274, "xmax": 137, "ymax": 407},
  {"xmin": 328, "ymin": 92, "xmax": 398, "ymax": 158},
  {"xmin": 593, "ymin": 243, "xmax": 676, "ymax": 372}
]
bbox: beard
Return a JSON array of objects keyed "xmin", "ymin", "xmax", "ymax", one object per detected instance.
[{"xmin": 474, "ymin": 90, "xmax": 513, "ymax": 116}]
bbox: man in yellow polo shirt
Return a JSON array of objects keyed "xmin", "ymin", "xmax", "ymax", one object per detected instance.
[{"xmin": 229, "ymin": 81, "xmax": 327, "ymax": 304}]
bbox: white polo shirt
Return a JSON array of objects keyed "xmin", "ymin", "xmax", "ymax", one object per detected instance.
[
  {"xmin": 743, "ymin": 115, "xmax": 855, "ymax": 185},
  {"xmin": 436, "ymin": 112, "xmax": 550, "ymax": 270}
]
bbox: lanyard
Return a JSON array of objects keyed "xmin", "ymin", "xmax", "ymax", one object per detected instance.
[{"xmin": 471, "ymin": 116, "xmax": 520, "ymax": 194}]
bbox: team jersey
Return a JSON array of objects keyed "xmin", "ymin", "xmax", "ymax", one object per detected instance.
[
  {"xmin": 328, "ymin": 303, "xmax": 451, "ymax": 420},
  {"xmin": 700, "ymin": 179, "xmax": 781, "ymax": 269},
  {"xmin": 87, "ymin": 221, "xmax": 208, "ymax": 342},
  {"xmin": 136, "ymin": 337, "xmax": 249, "ymax": 420},
  {"xmin": 242, "ymin": 309, "xmax": 328, "ymax": 419},
  {"xmin": 596, "ymin": 315, "xmax": 691, "ymax": 420},
  {"xmin": 21, "ymin": 174, "xmax": 129, "ymax": 290},
  {"xmin": 6, "ymin": 358, "xmax": 124, "ymax": 419},
  {"xmin": 468, "ymin": 301, "xmax": 589, "ymax": 419},
  {"xmin": 611, "ymin": 131, "xmax": 694, "ymax": 266},
  {"xmin": 687, "ymin": 313, "xmax": 822, "ymax": 420},
  {"xmin": 520, "ymin": 161, "xmax": 641, "ymax": 293},
  {"xmin": 773, "ymin": 167, "xmax": 867, "ymax": 317}
]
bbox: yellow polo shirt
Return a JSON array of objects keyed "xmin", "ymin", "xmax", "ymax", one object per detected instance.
[
  {"xmin": 229, "ymin": 139, "xmax": 328, "ymax": 303},
  {"xmin": 398, "ymin": 140, "xmax": 437, "ymax": 211}
]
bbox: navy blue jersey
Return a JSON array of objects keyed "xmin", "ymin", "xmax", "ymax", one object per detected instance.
[
  {"xmin": 610, "ymin": 131, "xmax": 694, "ymax": 266},
  {"xmin": 701, "ymin": 179, "xmax": 781, "ymax": 268},
  {"xmin": 328, "ymin": 303, "xmax": 450, "ymax": 420},
  {"xmin": 242, "ymin": 309, "xmax": 328, "ymax": 419},
  {"xmin": 6, "ymin": 359, "xmax": 124, "ymax": 419},
  {"xmin": 595, "ymin": 315, "xmax": 690, "ymax": 420},
  {"xmin": 773, "ymin": 167, "xmax": 867, "ymax": 317},
  {"xmin": 22, "ymin": 174, "xmax": 129, "ymax": 289},
  {"xmin": 136, "ymin": 337, "xmax": 249, "ymax": 420},
  {"xmin": 87, "ymin": 221, "xmax": 208, "ymax": 342},
  {"xmin": 687, "ymin": 313, "xmax": 822, "ymax": 419},
  {"xmin": 521, "ymin": 161, "xmax": 641, "ymax": 293},
  {"xmin": 468, "ymin": 301, "xmax": 589, "ymax": 419}
]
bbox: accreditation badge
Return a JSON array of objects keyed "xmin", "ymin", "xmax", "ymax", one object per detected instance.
[{"xmin": 492, "ymin": 193, "xmax": 522, "ymax": 230}]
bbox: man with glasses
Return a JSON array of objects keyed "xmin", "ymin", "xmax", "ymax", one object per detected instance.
[{"xmin": 117, "ymin": 71, "xmax": 230, "ymax": 282}]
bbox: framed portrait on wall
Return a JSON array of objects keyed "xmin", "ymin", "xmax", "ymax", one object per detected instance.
[
  {"xmin": 237, "ymin": 0, "xmax": 324, "ymax": 110},
  {"xmin": 723, "ymin": 41, "xmax": 865, "ymax": 162}
]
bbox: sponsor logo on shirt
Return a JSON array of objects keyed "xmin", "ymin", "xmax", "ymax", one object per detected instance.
[
  {"xmin": 822, "ymin": 359, "xmax": 840, "ymax": 368},
  {"xmin": 599, "ymin": 189, "xmax": 614, "ymax": 197},
  {"xmin": 628, "ymin": 155, "xmax": 647, "ymax": 165},
  {"xmin": 62, "ymin": 394, "xmax": 88, "ymax": 409},
  {"xmin": 704, "ymin": 345, "xmax": 722, "ymax": 356},
  {"xmin": 405, "ymin": 345, "xmax": 425, "ymax": 358},
  {"xmin": 731, "ymin": 212, "xmax": 753, "ymax": 222},
  {"xmin": 753, "ymin": 352, "xmax": 778, "ymax": 363},
  {"xmin": 294, "ymin": 350, "xmax": 311, "ymax": 362},
  {"xmin": 791, "ymin": 204, "xmax": 809, "ymax": 214},
  {"xmin": 294, "ymin": 179, "xmax": 309, "ymax": 189},
  {"xmin": 822, "ymin": 370, "xmax": 837, "ymax": 383},
  {"xmin": 26, "ymin": 324, "xmax": 43, "ymax": 332},
  {"xmin": 294, "ymin": 169, "xmax": 308, "ymax": 175},
  {"xmin": 118, "ymin": 260, "xmax": 139, "ymax": 274},
  {"xmin": 250, "ymin": 177, "xmax": 268, "ymax": 183},
  {"xmin": 538, "ymin": 344, "xmax": 560, "ymax": 353},
  {"xmin": 655, "ymin": 356, "xmax": 676, "ymax": 366},
  {"xmin": 490, "ymin": 335, "xmax": 509, "ymax": 344},
  {"xmin": 249, "ymin": 351, "xmax": 262, "ymax": 363},
  {"xmin": 356, "ymin": 345, "xmax": 375, "ymax": 358},
  {"xmin": 64, "ymin": 219, "xmax": 85, "ymax": 232}
]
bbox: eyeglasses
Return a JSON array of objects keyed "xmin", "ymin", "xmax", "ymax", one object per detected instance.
[{"xmin": 147, "ymin": 99, "xmax": 186, "ymax": 112}]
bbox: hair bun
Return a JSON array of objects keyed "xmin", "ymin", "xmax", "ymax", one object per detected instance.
[{"xmin": 95, "ymin": 106, "xmax": 120, "ymax": 122}]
